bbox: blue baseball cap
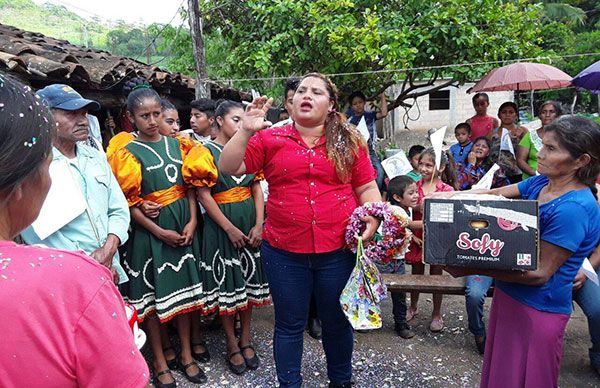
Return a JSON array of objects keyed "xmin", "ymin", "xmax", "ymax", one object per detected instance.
[{"xmin": 36, "ymin": 84, "xmax": 100, "ymax": 111}]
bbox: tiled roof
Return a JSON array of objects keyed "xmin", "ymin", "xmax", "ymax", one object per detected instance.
[{"xmin": 0, "ymin": 23, "xmax": 246, "ymax": 102}]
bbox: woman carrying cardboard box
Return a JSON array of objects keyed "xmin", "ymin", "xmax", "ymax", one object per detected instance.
[{"xmin": 442, "ymin": 115, "xmax": 600, "ymax": 388}]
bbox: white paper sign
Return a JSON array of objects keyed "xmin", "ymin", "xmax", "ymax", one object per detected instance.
[
  {"xmin": 356, "ymin": 116, "xmax": 370, "ymax": 142},
  {"xmin": 381, "ymin": 150, "xmax": 413, "ymax": 179},
  {"xmin": 472, "ymin": 163, "xmax": 501, "ymax": 190},
  {"xmin": 31, "ymin": 159, "xmax": 87, "ymax": 240},
  {"xmin": 499, "ymin": 128, "xmax": 515, "ymax": 156},
  {"xmin": 429, "ymin": 126, "xmax": 447, "ymax": 170},
  {"xmin": 582, "ymin": 258, "xmax": 599, "ymax": 286}
]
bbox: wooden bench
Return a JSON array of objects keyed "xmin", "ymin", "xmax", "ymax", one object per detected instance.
[{"xmin": 382, "ymin": 274, "xmax": 494, "ymax": 296}]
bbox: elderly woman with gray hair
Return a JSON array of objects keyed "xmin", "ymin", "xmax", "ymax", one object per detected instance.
[{"xmin": 446, "ymin": 115, "xmax": 600, "ymax": 387}]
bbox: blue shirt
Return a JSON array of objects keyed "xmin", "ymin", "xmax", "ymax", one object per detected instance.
[
  {"xmin": 347, "ymin": 110, "xmax": 378, "ymax": 150},
  {"xmin": 21, "ymin": 145, "xmax": 130, "ymax": 283},
  {"xmin": 450, "ymin": 141, "xmax": 473, "ymax": 166},
  {"xmin": 497, "ymin": 175, "xmax": 600, "ymax": 314}
]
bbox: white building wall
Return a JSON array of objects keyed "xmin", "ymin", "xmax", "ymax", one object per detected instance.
[{"xmin": 386, "ymin": 81, "xmax": 514, "ymax": 133}]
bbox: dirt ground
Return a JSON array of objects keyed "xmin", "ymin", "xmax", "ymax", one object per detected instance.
[
  {"xmin": 149, "ymin": 128, "xmax": 599, "ymax": 387},
  {"xmin": 152, "ymin": 291, "xmax": 598, "ymax": 387}
]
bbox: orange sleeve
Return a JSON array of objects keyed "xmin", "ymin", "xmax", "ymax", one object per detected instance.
[
  {"xmin": 106, "ymin": 132, "xmax": 134, "ymax": 161},
  {"xmin": 177, "ymin": 135, "xmax": 199, "ymax": 158},
  {"xmin": 253, "ymin": 171, "xmax": 265, "ymax": 182},
  {"xmin": 181, "ymin": 145, "xmax": 219, "ymax": 188},
  {"xmin": 109, "ymin": 148, "xmax": 143, "ymax": 207}
]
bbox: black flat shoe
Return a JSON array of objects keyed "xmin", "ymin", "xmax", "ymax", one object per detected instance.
[
  {"xmin": 163, "ymin": 346, "xmax": 178, "ymax": 370},
  {"xmin": 227, "ymin": 350, "xmax": 247, "ymax": 375},
  {"xmin": 239, "ymin": 343, "xmax": 260, "ymax": 370},
  {"xmin": 177, "ymin": 359, "xmax": 208, "ymax": 384},
  {"xmin": 153, "ymin": 370, "xmax": 176, "ymax": 388},
  {"xmin": 192, "ymin": 341, "xmax": 211, "ymax": 363},
  {"xmin": 475, "ymin": 335, "xmax": 486, "ymax": 355},
  {"xmin": 307, "ymin": 317, "xmax": 322, "ymax": 340}
]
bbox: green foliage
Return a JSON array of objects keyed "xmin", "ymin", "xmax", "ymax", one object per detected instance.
[
  {"xmin": 538, "ymin": 21, "xmax": 575, "ymax": 52},
  {"xmin": 206, "ymin": 0, "xmax": 542, "ymax": 106}
]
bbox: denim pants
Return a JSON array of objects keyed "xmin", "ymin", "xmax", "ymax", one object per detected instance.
[
  {"xmin": 465, "ymin": 275, "xmax": 494, "ymax": 337},
  {"xmin": 376, "ymin": 260, "xmax": 408, "ymax": 327},
  {"xmin": 573, "ymin": 268, "xmax": 600, "ymax": 369},
  {"xmin": 369, "ymin": 148, "xmax": 386, "ymax": 191},
  {"xmin": 262, "ymin": 242, "xmax": 355, "ymax": 387}
]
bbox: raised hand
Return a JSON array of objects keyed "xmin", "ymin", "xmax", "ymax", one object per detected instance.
[{"xmin": 242, "ymin": 96, "xmax": 274, "ymax": 133}]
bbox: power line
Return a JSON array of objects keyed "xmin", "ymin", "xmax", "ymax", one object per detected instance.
[{"xmin": 201, "ymin": 52, "xmax": 600, "ymax": 84}]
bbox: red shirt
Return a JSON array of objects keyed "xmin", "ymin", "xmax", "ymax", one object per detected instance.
[
  {"xmin": 405, "ymin": 179, "xmax": 455, "ymax": 264},
  {"xmin": 0, "ymin": 242, "xmax": 149, "ymax": 387},
  {"xmin": 244, "ymin": 123, "xmax": 376, "ymax": 253}
]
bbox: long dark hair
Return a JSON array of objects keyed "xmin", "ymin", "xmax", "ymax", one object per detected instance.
[
  {"xmin": 543, "ymin": 116, "xmax": 600, "ymax": 197},
  {"xmin": 0, "ymin": 74, "xmax": 55, "ymax": 195},
  {"xmin": 301, "ymin": 72, "xmax": 366, "ymax": 183},
  {"xmin": 419, "ymin": 147, "xmax": 458, "ymax": 190}
]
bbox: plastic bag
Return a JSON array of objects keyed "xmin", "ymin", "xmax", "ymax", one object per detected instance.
[{"xmin": 339, "ymin": 238, "xmax": 388, "ymax": 330}]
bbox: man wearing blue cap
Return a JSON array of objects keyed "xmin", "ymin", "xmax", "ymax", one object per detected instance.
[{"xmin": 21, "ymin": 84, "xmax": 130, "ymax": 284}]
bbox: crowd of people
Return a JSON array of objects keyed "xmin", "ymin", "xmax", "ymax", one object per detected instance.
[{"xmin": 1, "ymin": 69, "xmax": 599, "ymax": 388}]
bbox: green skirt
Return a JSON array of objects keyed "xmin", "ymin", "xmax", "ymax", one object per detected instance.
[
  {"xmin": 121, "ymin": 197, "xmax": 205, "ymax": 322},
  {"xmin": 201, "ymin": 197, "xmax": 270, "ymax": 315}
]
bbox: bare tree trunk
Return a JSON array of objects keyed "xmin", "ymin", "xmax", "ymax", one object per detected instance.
[{"xmin": 187, "ymin": 0, "xmax": 210, "ymax": 99}]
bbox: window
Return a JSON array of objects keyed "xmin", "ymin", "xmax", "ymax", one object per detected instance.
[{"xmin": 429, "ymin": 90, "xmax": 450, "ymax": 110}]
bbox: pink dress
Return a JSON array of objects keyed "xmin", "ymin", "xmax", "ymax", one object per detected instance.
[
  {"xmin": 0, "ymin": 241, "xmax": 149, "ymax": 388},
  {"xmin": 469, "ymin": 115, "xmax": 496, "ymax": 140},
  {"xmin": 405, "ymin": 179, "xmax": 454, "ymax": 264}
]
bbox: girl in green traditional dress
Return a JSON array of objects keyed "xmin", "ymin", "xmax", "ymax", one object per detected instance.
[
  {"xmin": 110, "ymin": 82, "xmax": 215, "ymax": 387},
  {"xmin": 193, "ymin": 100, "xmax": 270, "ymax": 375}
]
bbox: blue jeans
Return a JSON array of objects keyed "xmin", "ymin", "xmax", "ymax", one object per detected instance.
[
  {"xmin": 573, "ymin": 268, "xmax": 600, "ymax": 369},
  {"xmin": 262, "ymin": 242, "xmax": 355, "ymax": 387},
  {"xmin": 369, "ymin": 148, "xmax": 386, "ymax": 191},
  {"xmin": 376, "ymin": 260, "xmax": 408, "ymax": 327},
  {"xmin": 465, "ymin": 275, "xmax": 494, "ymax": 337}
]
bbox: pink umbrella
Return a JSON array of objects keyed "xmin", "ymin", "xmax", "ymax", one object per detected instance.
[{"xmin": 468, "ymin": 62, "xmax": 572, "ymax": 92}]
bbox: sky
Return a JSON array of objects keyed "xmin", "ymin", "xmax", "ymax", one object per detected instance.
[{"xmin": 32, "ymin": 0, "xmax": 185, "ymax": 25}]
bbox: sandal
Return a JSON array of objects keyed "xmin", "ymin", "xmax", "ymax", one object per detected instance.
[
  {"xmin": 153, "ymin": 369, "xmax": 176, "ymax": 388},
  {"xmin": 162, "ymin": 346, "xmax": 178, "ymax": 371},
  {"xmin": 177, "ymin": 358, "xmax": 208, "ymax": 384},
  {"xmin": 429, "ymin": 318, "xmax": 444, "ymax": 332},
  {"xmin": 227, "ymin": 350, "xmax": 247, "ymax": 375},
  {"xmin": 406, "ymin": 308, "xmax": 418, "ymax": 322},
  {"xmin": 192, "ymin": 341, "xmax": 210, "ymax": 363},
  {"xmin": 239, "ymin": 342, "xmax": 260, "ymax": 370},
  {"xmin": 234, "ymin": 313, "xmax": 242, "ymax": 337}
]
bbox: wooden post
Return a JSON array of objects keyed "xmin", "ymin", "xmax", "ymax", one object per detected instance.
[{"xmin": 187, "ymin": 0, "xmax": 210, "ymax": 99}]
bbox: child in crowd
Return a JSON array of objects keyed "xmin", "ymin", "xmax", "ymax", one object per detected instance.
[
  {"xmin": 405, "ymin": 148, "xmax": 457, "ymax": 332},
  {"xmin": 450, "ymin": 123, "xmax": 473, "ymax": 167},
  {"xmin": 189, "ymin": 98, "xmax": 217, "ymax": 143},
  {"xmin": 380, "ymin": 176, "xmax": 420, "ymax": 339},
  {"xmin": 346, "ymin": 91, "xmax": 388, "ymax": 191},
  {"xmin": 406, "ymin": 145, "xmax": 425, "ymax": 181},
  {"xmin": 191, "ymin": 100, "xmax": 270, "ymax": 376},
  {"xmin": 456, "ymin": 137, "xmax": 510, "ymax": 190},
  {"xmin": 466, "ymin": 93, "xmax": 499, "ymax": 141},
  {"xmin": 110, "ymin": 82, "xmax": 211, "ymax": 386}
]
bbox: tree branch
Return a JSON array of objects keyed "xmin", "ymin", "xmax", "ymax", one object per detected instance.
[{"xmin": 387, "ymin": 78, "xmax": 457, "ymax": 111}]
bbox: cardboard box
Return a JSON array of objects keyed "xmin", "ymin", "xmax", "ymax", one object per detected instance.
[{"xmin": 423, "ymin": 196, "xmax": 539, "ymax": 270}]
